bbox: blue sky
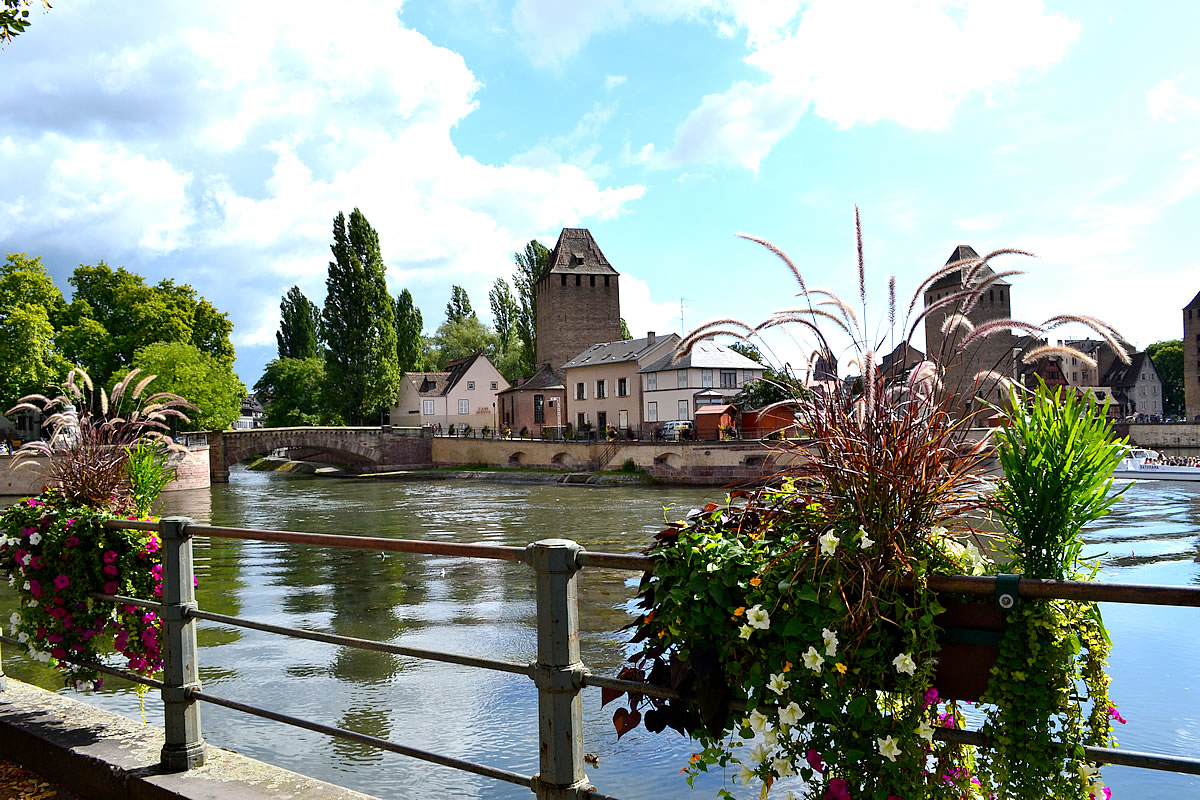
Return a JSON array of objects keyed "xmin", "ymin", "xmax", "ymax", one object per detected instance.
[{"xmin": 3, "ymin": 1, "xmax": 1198, "ymax": 385}]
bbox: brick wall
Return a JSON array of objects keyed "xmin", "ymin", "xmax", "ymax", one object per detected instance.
[{"xmin": 535, "ymin": 274, "xmax": 621, "ymax": 373}]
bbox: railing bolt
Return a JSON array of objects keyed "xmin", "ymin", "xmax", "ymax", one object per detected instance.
[{"xmin": 159, "ymin": 516, "xmax": 206, "ymax": 771}]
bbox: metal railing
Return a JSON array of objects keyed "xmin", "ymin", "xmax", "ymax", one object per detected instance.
[{"xmin": 4, "ymin": 518, "xmax": 1200, "ymax": 798}]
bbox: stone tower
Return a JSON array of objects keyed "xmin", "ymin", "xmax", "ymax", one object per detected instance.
[
  {"xmin": 1185, "ymin": 289, "xmax": 1200, "ymax": 420},
  {"xmin": 535, "ymin": 228, "xmax": 621, "ymax": 374},
  {"xmin": 923, "ymin": 245, "xmax": 1015, "ymax": 408}
]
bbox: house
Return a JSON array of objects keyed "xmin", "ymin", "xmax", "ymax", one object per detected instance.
[
  {"xmin": 390, "ymin": 352, "xmax": 509, "ymax": 433},
  {"xmin": 496, "ymin": 364, "xmax": 566, "ymax": 438},
  {"xmin": 233, "ymin": 395, "xmax": 264, "ymax": 430},
  {"xmin": 638, "ymin": 340, "xmax": 765, "ymax": 429},
  {"xmin": 535, "ymin": 228, "xmax": 622, "ymax": 374},
  {"xmin": 1057, "ymin": 337, "xmax": 1133, "ymax": 387},
  {"xmin": 1101, "ymin": 351, "xmax": 1164, "ymax": 419},
  {"xmin": 1186, "ymin": 290, "xmax": 1200, "ymax": 420},
  {"xmin": 560, "ymin": 331, "xmax": 680, "ymax": 435},
  {"xmin": 1017, "ymin": 350, "xmax": 1067, "ymax": 392},
  {"xmin": 880, "ymin": 343, "xmax": 926, "ymax": 381}
]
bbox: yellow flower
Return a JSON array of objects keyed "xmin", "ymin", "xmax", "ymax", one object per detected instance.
[
  {"xmin": 732, "ymin": 606, "xmax": 745, "ymax": 617},
  {"xmin": 782, "ymin": 661, "xmax": 792, "ymax": 673},
  {"xmin": 835, "ymin": 662, "xmax": 847, "ymax": 674},
  {"xmin": 749, "ymin": 576, "xmax": 762, "ymax": 587}
]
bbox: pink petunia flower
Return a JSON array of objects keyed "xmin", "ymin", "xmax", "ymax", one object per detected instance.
[
  {"xmin": 28, "ymin": 579, "xmax": 41, "ymax": 598},
  {"xmin": 1108, "ymin": 706, "xmax": 1127, "ymax": 724},
  {"xmin": 823, "ymin": 777, "xmax": 851, "ymax": 800},
  {"xmin": 102, "ymin": 564, "xmax": 119, "ymax": 577},
  {"xmin": 53, "ymin": 574, "xmax": 70, "ymax": 591},
  {"xmin": 64, "ymin": 535, "xmax": 80, "ymax": 548},
  {"xmin": 104, "ymin": 582, "xmax": 119, "ymax": 595},
  {"xmin": 806, "ymin": 749, "xmax": 824, "ymax": 774},
  {"xmin": 922, "ymin": 687, "xmax": 940, "ymax": 710}
]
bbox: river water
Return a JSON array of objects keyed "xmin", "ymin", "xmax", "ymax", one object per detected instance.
[{"xmin": 1, "ymin": 468, "xmax": 1198, "ymax": 799}]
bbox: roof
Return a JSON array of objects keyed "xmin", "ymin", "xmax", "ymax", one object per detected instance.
[
  {"xmin": 926, "ymin": 244, "xmax": 1010, "ymax": 293},
  {"xmin": 545, "ymin": 228, "xmax": 618, "ymax": 276},
  {"xmin": 560, "ymin": 333, "xmax": 681, "ymax": 370},
  {"xmin": 695, "ymin": 404, "xmax": 737, "ymax": 415},
  {"xmin": 405, "ymin": 352, "xmax": 489, "ymax": 397},
  {"xmin": 638, "ymin": 340, "xmax": 765, "ymax": 373},
  {"xmin": 1102, "ymin": 352, "xmax": 1156, "ymax": 389},
  {"xmin": 496, "ymin": 364, "xmax": 564, "ymax": 394},
  {"xmin": 1187, "ymin": 289, "xmax": 1200, "ymax": 311}
]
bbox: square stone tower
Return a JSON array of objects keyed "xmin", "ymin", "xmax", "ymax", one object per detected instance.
[
  {"xmin": 1185, "ymin": 289, "xmax": 1200, "ymax": 420},
  {"xmin": 923, "ymin": 245, "xmax": 1015, "ymax": 408},
  {"xmin": 535, "ymin": 228, "xmax": 622, "ymax": 374}
]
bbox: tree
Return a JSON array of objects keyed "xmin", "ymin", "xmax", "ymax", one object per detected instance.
[
  {"xmin": 321, "ymin": 209, "xmax": 401, "ymax": 425},
  {"xmin": 620, "ymin": 318, "xmax": 632, "ymax": 341},
  {"xmin": 1, "ymin": 0, "xmax": 50, "ymax": 44},
  {"xmin": 445, "ymin": 285, "xmax": 475, "ymax": 323},
  {"xmin": 0, "ymin": 253, "xmax": 64, "ymax": 319},
  {"xmin": 431, "ymin": 317, "xmax": 497, "ymax": 368},
  {"xmin": 133, "ymin": 342, "xmax": 245, "ymax": 431},
  {"xmin": 729, "ymin": 342, "xmax": 765, "ymax": 364},
  {"xmin": 512, "ymin": 240, "xmax": 550, "ymax": 377},
  {"xmin": 277, "ymin": 286, "xmax": 321, "ymax": 360},
  {"xmin": 488, "ymin": 278, "xmax": 519, "ymax": 354},
  {"xmin": 0, "ymin": 304, "xmax": 67, "ymax": 408},
  {"xmin": 394, "ymin": 289, "xmax": 424, "ymax": 373},
  {"xmin": 1147, "ymin": 339, "xmax": 1183, "ymax": 416},
  {"xmin": 254, "ymin": 357, "xmax": 334, "ymax": 427}
]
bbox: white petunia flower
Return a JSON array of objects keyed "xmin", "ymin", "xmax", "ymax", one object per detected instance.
[
  {"xmin": 893, "ymin": 652, "xmax": 917, "ymax": 675},
  {"xmin": 878, "ymin": 735, "xmax": 901, "ymax": 762},
  {"xmin": 802, "ymin": 646, "xmax": 823, "ymax": 672},
  {"xmin": 9, "ymin": 611, "xmax": 19, "ymax": 626},
  {"xmin": 17, "ymin": 631, "xmax": 28, "ymax": 644},
  {"xmin": 762, "ymin": 727, "xmax": 778, "ymax": 748},
  {"xmin": 916, "ymin": 720, "xmax": 935, "ymax": 742},
  {"xmin": 748, "ymin": 743, "xmax": 770, "ymax": 765},
  {"xmin": 778, "ymin": 701, "xmax": 804, "ymax": 726},
  {"xmin": 857, "ymin": 525, "xmax": 874, "ymax": 549},
  {"xmin": 21, "ymin": 581, "xmax": 29, "ymax": 591},
  {"xmin": 930, "ymin": 525, "xmax": 948, "ymax": 538},
  {"xmin": 20, "ymin": 553, "xmax": 30, "ymax": 566},
  {"xmin": 747, "ymin": 709, "xmax": 770, "ymax": 734},
  {"xmin": 822, "ymin": 627, "xmax": 839, "ymax": 657},
  {"xmin": 746, "ymin": 605, "xmax": 771, "ymax": 630},
  {"xmin": 767, "ymin": 672, "xmax": 791, "ymax": 695},
  {"xmin": 819, "ymin": 531, "xmax": 840, "ymax": 555},
  {"xmin": 739, "ymin": 761, "xmax": 757, "ymax": 786},
  {"xmin": 27, "ymin": 599, "xmax": 36, "ymax": 608},
  {"xmin": 28, "ymin": 532, "xmax": 41, "ymax": 546},
  {"xmin": 738, "ymin": 624, "xmax": 754, "ymax": 640},
  {"xmin": 772, "ymin": 756, "xmax": 795, "ymax": 777}
]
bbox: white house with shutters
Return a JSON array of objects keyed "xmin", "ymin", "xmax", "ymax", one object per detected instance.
[
  {"xmin": 638, "ymin": 340, "xmax": 764, "ymax": 427},
  {"xmin": 390, "ymin": 352, "xmax": 509, "ymax": 432}
]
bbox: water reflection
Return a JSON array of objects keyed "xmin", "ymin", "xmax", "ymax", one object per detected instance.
[{"xmin": 2, "ymin": 472, "xmax": 1199, "ymax": 797}]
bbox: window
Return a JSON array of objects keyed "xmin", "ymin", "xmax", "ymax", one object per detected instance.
[
  {"xmin": 677, "ymin": 369, "xmax": 688, "ymax": 388},
  {"xmin": 458, "ymin": 399, "xmax": 469, "ymax": 414},
  {"xmin": 618, "ymin": 409, "xmax": 628, "ymax": 429},
  {"xmin": 678, "ymin": 400, "xmax": 689, "ymax": 420},
  {"xmin": 597, "ymin": 411, "xmax": 606, "ymax": 429},
  {"xmin": 467, "ymin": 381, "xmax": 475, "ymax": 390},
  {"xmin": 490, "ymin": 381, "xmax": 498, "ymax": 390},
  {"xmin": 575, "ymin": 275, "xmax": 581, "ymax": 286},
  {"xmin": 533, "ymin": 394, "xmax": 545, "ymax": 424},
  {"xmin": 604, "ymin": 276, "xmax": 610, "ymax": 287},
  {"xmin": 647, "ymin": 373, "xmax": 657, "ymax": 390},
  {"xmin": 617, "ymin": 377, "xmax": 629, "ymax": 396},
  {"xmin": 423, "ymin": 400, "xmax": 434, "ymax": 415},
  {"xmin": 596, "ymin": 379, "xmax": 607, "ymax": 398},
  {"xmin": 575, "ymin": 382, "xmax": 586, "ymax": 400},
  {"xmin": 577, "ymin": 412, "xmax": 586, "ymax": 428},
  {"xmin": 702, "ymin": 369, "xmax": 713, "ymax": 388},
  {"xmin": 561, "ymin": 274, "xmax": 567, "ymax": 286},
  {"xmin": 647, "ymin": 402, "xmax": 658, "ymax": 422},
  {"xmin": 590, "ymin": 275, "xmax": 596, "ymax": 287},
  {"xmin": 720, "ymin": 370, "xmax": 737, "ymax": 388}
]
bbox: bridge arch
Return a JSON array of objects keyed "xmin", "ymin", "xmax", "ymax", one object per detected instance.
[{"xmin": 207, "ymin": 427, "xmax": 431, "ymax": 482}]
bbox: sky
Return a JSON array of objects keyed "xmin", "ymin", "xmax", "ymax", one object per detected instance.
[{"xmin": 2, "ymin": 0, "xmax": 1198, "ymax": 386}]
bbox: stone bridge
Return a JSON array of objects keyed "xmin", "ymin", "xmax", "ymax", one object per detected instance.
[{"xmin": 205, "ymin": 426, "xmax": 432, "ymax": 482}]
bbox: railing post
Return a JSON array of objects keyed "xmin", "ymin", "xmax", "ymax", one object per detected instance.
[
  {"xmin": 527, "ymin": 539, "xmax": 588, "ymax": 800},
  {"xmin": 159, "ymin": 516, "xmax": 206, "ymax": 771}
]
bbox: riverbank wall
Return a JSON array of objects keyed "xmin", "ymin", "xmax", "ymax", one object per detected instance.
[
  {"xmin": 0, "ymin": 678, "xmax": 376, "ymax": 800},
  {"xmin": 1121, "ymin": 422, "xmax": 1200, "ymax": 451},
  {"xmin": 0, "ymin": 445, "xmax": 211, "ymax": 496}
]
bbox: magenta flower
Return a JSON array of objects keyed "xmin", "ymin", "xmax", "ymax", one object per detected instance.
[
  {"xmin": 47, "ymin": 632, "xmax": 63, "ymax": 644},
  {"xmin": 823, "ymin": 777, "xmax": 850, "ymax": 800},
  {"xmin": 28, "ymin": 498, "xmax": 41, "ymax": 506},
  {"xmin": 103, "ymin": 550, "xmax": 118, "ymax": 564},
  {"xmin": 64, "ymin": 535, "xmax": 80, "ymax": 548},
  {"xmin": 53, "ymin": 574, "xmax": 70, "ymax": 591},
  {"xmin": 922, "ymin": 687, "xmax": 940, "ymax": 710},
  {"xmin": 48, "ymin": 607, "xmax": 66, "ymax": 619},
  {"xmin": 28, "ymin": 579, "xmax": 41, "ymax": 598},
  {"xmin": 806, "ymin": 749, "xmax": 824, "ymax": 774},
  {"xmin": 102, "ymin": 564, "xmax": 119, "ymax": 577},
  {"xmin": 145, "ymin": 535, "xmax": 160, "ymax": 554},
  {"xmin": 50, "ymin": 647, "xmax": 65, "ymax": 659},
  {"xmin": 104, "ymin": 582, "xmax": 119, "ymax": 595},
  {"xmin": 1108, "ymin": 706, "xmax": 1127, "ymax": 724}
]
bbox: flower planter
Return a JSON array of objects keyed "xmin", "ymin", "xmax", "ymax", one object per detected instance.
[{"xmin": 934, "ymin": 597, "xmax": 1006, "ymax": 702}]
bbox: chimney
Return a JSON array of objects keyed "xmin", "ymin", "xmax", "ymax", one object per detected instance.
[{"xmin": 647, "ymin": 331, "xmax": 656, "ymax": 346}]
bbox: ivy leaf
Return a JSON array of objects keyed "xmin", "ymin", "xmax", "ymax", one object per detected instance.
[
  {"xmin": 613, "ymin": 706, "xmax": 641, "ymax": 739},
  {"xmin": 601, "ymin": 686, "xmax": 624, "ymax": 707}
]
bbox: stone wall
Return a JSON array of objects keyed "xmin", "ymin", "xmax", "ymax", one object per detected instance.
[
  {"xmin": 1124, "ymin": 423, "xmax": 1200, "ymax": 449},
  {"xmin": 0, "ymin": 445, "xmax": 211, "ymax": 496}
]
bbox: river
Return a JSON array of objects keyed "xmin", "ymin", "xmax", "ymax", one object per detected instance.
[{"xmin": 1, "ymin": 468, "xmax": 1198, "ymax": 799}]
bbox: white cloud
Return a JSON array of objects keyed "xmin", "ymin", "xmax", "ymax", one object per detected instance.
[
  {"xmin": 1147, "ymin": 75, "xmax": 1200, "ymax": 122},
  {"xmin": 954, "ymin": 213, "xmax": 1004, "ymax": 233},
  {"xmin": 666, "ymin": 79, "xmax": 810, "ymax": 171},
  {"xmin": 620, "ymin": 275, "xmax": 688, "ymax": 339},
  {"xmin": 605, "ymin": 74, "xmax": 628, "ymax": 90}
]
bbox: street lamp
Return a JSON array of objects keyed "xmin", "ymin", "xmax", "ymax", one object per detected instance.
[{"xmin": 548, "ymin": 397, "xmax": 561, "ymax": 440}]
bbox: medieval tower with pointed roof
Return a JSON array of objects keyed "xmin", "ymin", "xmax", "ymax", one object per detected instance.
[
  {"xmin": 923, "ymin": 244, "xmax": 1015, "ymax": 407},
  {"xmin": 1185, "ymin": 289, "xmax": 1200, "ymax": 420},
  {"xmin": 535, "ymin": 228, "xmax": 622, "ymax": 374}
]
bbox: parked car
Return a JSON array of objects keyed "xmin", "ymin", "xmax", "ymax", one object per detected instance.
[{"xmin": 660, "ymin": 420, "xmax": 694, "ymax": 441}]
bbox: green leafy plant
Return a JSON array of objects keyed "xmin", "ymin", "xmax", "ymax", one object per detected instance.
[
  {"xmin": 608, "ymin": 216, "xmax": 1126, "ymax": 800},
  {"xmin": 125, "ymin": 440, "xmax": 176, "ymax": 518}
]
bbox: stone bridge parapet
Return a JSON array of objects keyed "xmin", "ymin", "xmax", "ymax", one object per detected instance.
[{"xmin": 206, "ymin": 426, "xmax": 431, "ymax": 483}]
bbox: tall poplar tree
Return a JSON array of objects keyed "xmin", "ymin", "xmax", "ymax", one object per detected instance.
[
  {"xmin": 321, "ymin": 209, "xmax": 400, "ymax": 424},
  {"xmin": 277, "ymin": 286, "xmax": 321, "ymax": 359},
  {"xmin": 488, "ymin": 278, "xmax": 518, "ymax": 354},
  {"xmin": 394, "ymin": 289, "xmax": 424, "ymax": 373},
  {"xmin": 512, "ymin": 239, "xmax": 550, "ymax": 378},
  {"xmin": 445, "ymin": 285, "xmax": 474, "ymax": 323}
]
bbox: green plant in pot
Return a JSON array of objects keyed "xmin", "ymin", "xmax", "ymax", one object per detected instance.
[
  {"xmin": 606, "ymin": 217, "xmax": 1129, "ymax": 799},
  {"xmin": 1, "ymin": 368, "xmax": 194, "ymax": 690}
]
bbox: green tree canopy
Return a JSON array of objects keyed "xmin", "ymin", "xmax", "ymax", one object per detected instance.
[
  {"xmin": 619, "ymin": 318, "xmax": 632, "ymax": 341},
  {"xmin": 0, "ymin": 304, "xmax": 68, "ymax": 407},
  {"xmin": 1, "ymin": 0, "xmax": 50, "ymax": 44},
  {"xmin": 321, "ymin": 209, "xmax": 401, "ymax": 424},
  {"xmin": 254, "ymin": 357, "xmax": 334, "ymax": 427},
  {"xmin": 394, "ymin": 289, "xmax": 424, "ymax": 373},
  {"xmin": 133, "ymin": 342, "xmax": 245, "ymax": 431},
  {"xmin": 277, "ymin": 286, "xmax": 321, "ymax": 360},
  {"xmin": 512, "ymin": 240, "xmax": 550, "ymax": 378},
  {"xmin": 445, "ymin": 285, "xmax": 475, "ymax": 324},
  {"xmin": 1147, "ymin": 339, "xmax": 1183, "ymax": 416},
  {"xmin": 431, "ymin": 316, "xmax": 497, "ymax": 368},
  {"xmin": 0, "ymin": 253, "xmax": 64, "ymax": 318},
  {"xmin": 729, "ymin": 342, "xmax": 765, "ymax": 363},
  {"xmin": 488, "ymin": 278, "xmax": 518, "ymax": 355}
]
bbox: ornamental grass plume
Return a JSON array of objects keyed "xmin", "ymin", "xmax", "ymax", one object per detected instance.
[{"xmin": 7, "ymin": 368, "xmax": 195, "ymax": 512}]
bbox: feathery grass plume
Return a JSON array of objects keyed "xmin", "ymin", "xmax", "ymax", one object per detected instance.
[
  {"xmin": 957, "ymin": 318, "xmax": 1045, "ymax": 351},
  {"xmin": 1022, "ymin": 344, "xmax": 1095, "ymax": 369},
  {"xmin": 675, "ymin": 319, "xmax": 755, "ymax": 356},
  {"xmin": 736, "ymin": 233, "xmax": 805, "ymax": 292},
  {"xmin": 974, "ymin": 370, "xmax": 1015, "ymax": 394},
  {"xmin": 1041, "ymin": 314, "xmax": 1133, "ymax": 366},
  {"xmin": 863, "ymin": 348, "xmax": 876, "ymax": 411},
  {"xmin": 806, "ymin": 289, "xmax": 860, "ymax": 328},
  {"xmin": 676, "ymin": 329, "xmax": 750, "ymax": 356},
  {"xmin": 7, "ymin": 368, "xmax": 196, "ymax": 512},
  {"xmin": 906, "ymin": 285, "xmax": 983, "ymax": 345},
  {"xmin": 963, "ymin": 249, "xmax": 1035, "ymax": 288},
  {"xmin": 765, "ymin": 307, "xmax": 853, "ymax": 337},
  {"xmin": 887, "ymin": 275, "xmax": 896, "ymax": 328},
  {"xmin": 855, "ymin": 207, "xmax": 866, "ymax": 309},
  {"xmin": 906, "ymin": 255, "xmax": 982, "ymax": 315},
  {"xmin": 941, "ymin": 313, "xmax": 976, "ymax": 336}
]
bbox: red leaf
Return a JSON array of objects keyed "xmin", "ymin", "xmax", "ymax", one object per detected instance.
[
  {"xmin": 613, "ymin": 707, "xmax": 642, "ymax": 739},
  {"xmin": 703, "ymin": 502, "xmax": 719, "ymax": 513},
  {"xmin": 601, "ymin": 686, "xmax": 623, "ymax": 707}
]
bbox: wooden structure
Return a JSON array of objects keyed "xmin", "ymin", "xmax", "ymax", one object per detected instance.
[{"xmin": 694, "ymin": 404, "xmax": 737, "ymax": 440}]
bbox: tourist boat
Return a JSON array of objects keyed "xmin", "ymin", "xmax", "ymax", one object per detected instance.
[{"xmin": 1113, "ymin": 448, "xmax": 1200, "ymax": 482}]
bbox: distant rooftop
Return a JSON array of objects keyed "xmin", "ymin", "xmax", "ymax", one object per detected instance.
[
  {"xmin": 561, "ymin": 333, "xmax": 679, "ymax": 370},
  {"xmin": 639, "ymin": 340, "xmax": 764, "ymax": 373},
  {"xmin": 545, "ymin": 228, "xmax": 618, "ymax": 276}
]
